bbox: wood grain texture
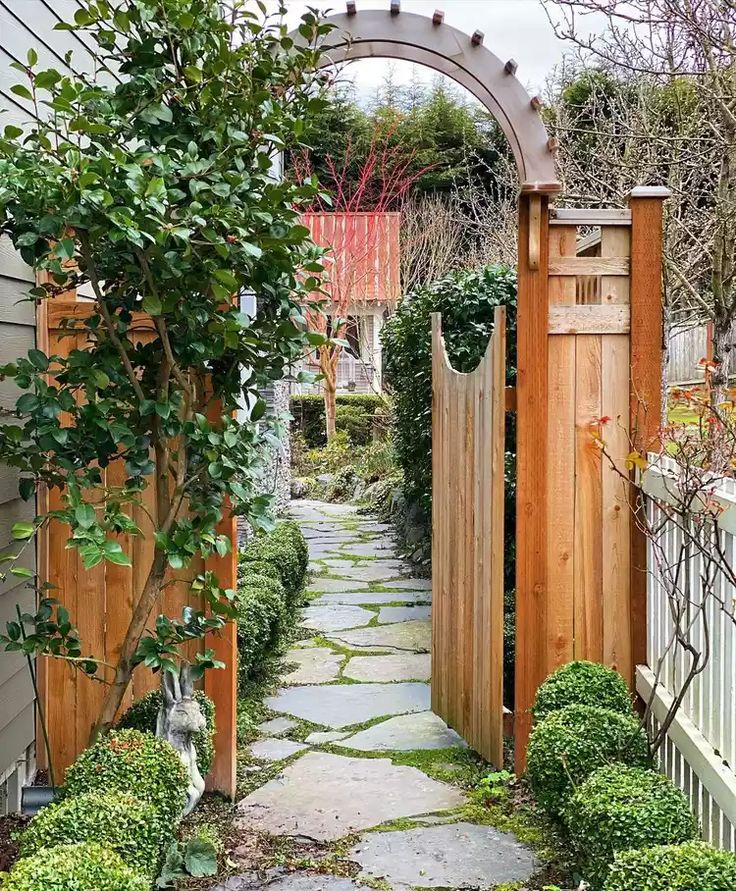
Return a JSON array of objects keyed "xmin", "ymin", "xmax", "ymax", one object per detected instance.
[
  {"xmin": 515, "ymin": 194, "xmax": 549, "ymax": 772},
  {"xmin": 629, "ymin": 194, "xmax": 667, "ymax": 678},
  {"xmin": 431, "ymin": 309, "xmax": 505, "ymax": 767},
  {"xmin": 548, "ymin": 305, "xmax": 630, "ymax": 334},
  {"xmin": 549, "ymin": 257, "xmax": 630, "ymax": 277}
]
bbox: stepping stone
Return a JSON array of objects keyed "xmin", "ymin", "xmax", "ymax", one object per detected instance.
[
  {"xmin": 319, "ymin": 560, "xmax": 405, "ymax": 582},
  {"xmin": 301, "ymin": 603, "xmax": 374, "ymax": 632},
  {"xmin": 350, "ymin": 823, "xmax": 538, "ymax": 889},
  {"xmin": 331, "ymin": 620, "xmax": 432, "ymax": 653},
  {"xmin": 307, "ymin": 577, "xmax": 372, "ymax": 594},
  {"xmin": 249, "ymin": 738, "xmax": 308, "ymax": 762},
  {"xmin": 347, "ymin": 542, "xmax": 394, "ymax": 557},
  {"xmin": 211, "ymin": 874, "xmax": 362, "ymax": 891},
  {"xmin": 266, "ymin": 682, "xmax": 430, "ymax": 729},
  {"xmin": 305, "ymin": 730, "xmax": 349, "ymax": 744},
  {"xmin": 336, "ymin": 712, "xmax": 465, "ymax": 752},
  {"xmin": 343, "ymin": 653, "xmax": 431, "ymax": 683},
  {"xmin": 378, "ymin": 605, "xmax": 431, "ymax": 624},
  {"xmin": 282, "ymin": 648, "xmax": 343, "ymax": 685},
  {"xmin": 256, "ymin": 717, "xmax": 297, "ymax": 736},
  {"xmin": 236, "ymin": 751, "xmax": 464, "ymax": 842},
  {"xmin": 383, "ymin": 577, "xmax": 432, "ymax": 591},
  {"xmin": 314, "ymin": 591, "xmax": 430, "ymax": 606}
]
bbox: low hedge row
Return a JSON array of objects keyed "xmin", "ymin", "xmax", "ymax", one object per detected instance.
[
  {"xmin": 6, "ymin": 729, "xmax": 190, "ymax": 889},
  {"xmin": 290, "ymin": 393, "xmax": 384, "ymax": 447},
  {"xmin": 236, "ymin": 520, "xmax": 309, "ymax": 680},
  {"xmin": 527, "ymin": 660, "xmax": 736, "ymax": 890}
]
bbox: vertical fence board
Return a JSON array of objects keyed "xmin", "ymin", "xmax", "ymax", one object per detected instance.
[{"xmin": 431, "ymin": 309, "xmax": 505, "ymax": 767}]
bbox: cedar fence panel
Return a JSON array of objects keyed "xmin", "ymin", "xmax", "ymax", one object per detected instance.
[
  {"xmin": 431, "ymin": 307, "xmax": 505, "ymax": 767},
  {"xmin": 39, "ymin": 299, "xmax": 237, "ymax": 795}
]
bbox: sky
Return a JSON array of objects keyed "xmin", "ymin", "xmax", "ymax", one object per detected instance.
[{"xmin": 280, "ymin": 0, "xmax": 595, "ymax": 101}]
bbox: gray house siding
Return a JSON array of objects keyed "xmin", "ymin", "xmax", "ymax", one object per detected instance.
[{"xmin": 0, "ymin": 0, "xmax": 99, "ymax": 811}]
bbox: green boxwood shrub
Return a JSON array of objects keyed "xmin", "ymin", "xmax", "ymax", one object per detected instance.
[
  {"xmin": 566, "ymin": 765, "xmax": 699, "ymax": 889},
  {"xmin": 603, "ymin": 841, "xmax": 736, "ymax": 891},
  {"xmin": 290, "ymin": 393, "xmax": 383, "ymax": 447},
  {"xmin": 240, "ymin": 521, "xmax": 308, "ymax": 605},
  {"xmin": 19, "ymin": 791, "xmax": 165, "ymax": 879},
  {"xmin": 63, "ymin": 729, "xmax": 188, "ymax": 833},
  {"xmin": 533, "ymin": 660, "xmax": 634, "ymax": 724},
  {"xmin": 237, "ymin": 577, "xmax": 287, "ymax": 678},
  {"xmin": 527, "ymin": 704, "xmax": 650, "ymax": 816},
  {"xmin": 116, "ymin": 688, "xmax": 216, "ymax": 776},
  {"xmin": 3, "ymin": 842, "xmax": 149, "ymax": 891}
]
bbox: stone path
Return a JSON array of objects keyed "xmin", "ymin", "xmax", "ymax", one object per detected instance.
[{"xmin": 221, "ymin": 500, "xmax": 537, "ymax": 891}]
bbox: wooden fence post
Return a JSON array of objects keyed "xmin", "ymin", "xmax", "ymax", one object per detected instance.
[
  {"xmin": 628, "ymin": 185, "xmax": 670, "ymax": 683},
  {"xmin": 203, "ymin": 498, "xmax": 238, "ymax": 799},
  {"xmin": 515, "ymin": 191, "xmax": 550, "ymax": 773}
]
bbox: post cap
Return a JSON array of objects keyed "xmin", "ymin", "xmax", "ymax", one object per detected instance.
[{"xmin": 630, "ymin": 186, "xmax": 671, "ymax": 199}]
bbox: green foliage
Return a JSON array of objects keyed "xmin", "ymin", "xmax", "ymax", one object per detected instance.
[
  {"xmin": 236, "ymin": 577, "xmax": 287, "ymax": 678},
  {"xmin": 566, "ymin": 765, "xmax": 698, "ymax": 890},
  {"xmin": 382, "ymin": 264, "xmax": 517, "ymax": 555},
  {"xmin": 116, "ymin": 688, "xmax": 216, "ymax": 776},
  {"xmin": 155, "ymin": 835, "xmax": 218, "ymax": 887},
  {"xmin": 603, "ymin": 841, "xmax": 736, "ymax": 891},
  {"xmin": 2, "ymin": 842, "xmax": 149, "ymax": 891},
  {"xmin": 63, "ymin": 729, "xmax": 189, "ymax": 834},
  {"xmin": 527, "ymin": 705, "xmax": 651, "ymax": 817},
  {"xmin": 0, "ymin": 0, "xmax": 333, "ymax": 703},
  {"xmin": 532, "ymin": 660, "xmax": 634, "ymax": 724},
  {"xmin": 20, "ymin": 791, "xmax": 165, "ymax": 879},
  {"xmin": 290, "ymin": 394, "xmax": 384, "ymax": 447},
  {"xmin": 239, "ymin": 521, "xmax": 309, "ymax": 606}
]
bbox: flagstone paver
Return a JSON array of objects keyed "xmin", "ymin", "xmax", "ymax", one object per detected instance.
[
  {"xmin": 343, "ymin": 653, "xmax": 431, "ymax": 682},
  {"xmin": 350, "ymin": 823, "xmax": 538, "ymax": 889},
  {"xmin": 282, "ymin": 647, "xmax": 343, "ymax": 685},
  {"xmin": 300, "ymin": 603, "xmax": 374, "ymax": 632},
  {"xmin": 331, "ymin": 619, "xmax": 432, "ymax": 653},
  {"xmin": 378, "ymin": 604, "xmax": 432, "ymax": 624},
  {"xmin": 221, "ymin": 499, "xmax": 537, "ymax": 891},
  {"xmin": 266, "ymin": 682, "xmax": 430, "ymax": 728},
  {"xmin": 236, "ymin": 751, "xmax": 465, "ymax": 842},
  {"xmin": 336, "ymin": 711, "xmax": 465, "ymax": 752}
]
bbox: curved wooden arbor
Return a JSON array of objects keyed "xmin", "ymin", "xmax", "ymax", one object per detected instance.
[{"xmin": 293, "ymin": 3, "xmax": 667, "ymax": 772}]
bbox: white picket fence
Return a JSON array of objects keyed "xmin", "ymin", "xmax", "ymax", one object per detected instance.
[{"xmin": 640, "ymin": 456, "xmax": 736, "ymax": 849}]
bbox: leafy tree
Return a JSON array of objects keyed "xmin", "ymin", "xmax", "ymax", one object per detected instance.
[{"xmin": 0, "ymin": 0, "xmax": 331, "ymax": 735}]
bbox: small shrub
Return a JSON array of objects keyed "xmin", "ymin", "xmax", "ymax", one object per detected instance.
[
  {"xmin": 603, "ymin": 841, "xmax": 736, "ymax": 891},
  {"xmin": 533, "ymin": 660, "xmax": 634, "ymax": 724},
  {"xmin": 527, "ymin": 704, "xmax": 650, "ymax": 816},
  {"xmin": 3, "ymin": 842, "xmax": 149, "ymax": 891},
  {"xmin": 236, "ymin": 581, "xmax": 286, "ymax": 678},
  {"xmin": 290, "ymin": 393, "xmax": 383, "ymax": 446},
  {"xmin": 335, "ymin": 403, "xmax": 374, "ymax": 445},
  {"xmin": 240, "ymin": 521, "xmax": 308, "ymax": 604},
  {"xmin": 63, "ymin": 729, "xmax": 188, "ymax": 833},
  {"xmin": 20, "ymin": 791, "xmax": 165, "ymax": 879},
  {"xmin": 566, "ymin": 764, "xmax": 699, "ymax": 889},
  {"xmin": 237, "ymin": 557, "xmax": 280, "ymax": 582},
  {"xmin": 324, "ymin": 464, "xmax": 359, "ymax": 502},
  {"xmin": 117, "ymin": 688, "xmax": 216, "ymax": 776}
]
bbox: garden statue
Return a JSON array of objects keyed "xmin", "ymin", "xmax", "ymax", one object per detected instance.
[{"xmin": 157, "ymin": 666, "xmax": 207, "ymax": 816}]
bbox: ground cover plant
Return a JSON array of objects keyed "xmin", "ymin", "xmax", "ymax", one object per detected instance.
[
  {"xmin": 603, "ymin": 840, "xmax": 736, "ymax": 891},
  {"xmin": 1, "ymin": 842, "xmax": 150, "ymax": 891},
  {"xmin": 0, "ymin": 0, "xmax": 333, "ymax": 736}
]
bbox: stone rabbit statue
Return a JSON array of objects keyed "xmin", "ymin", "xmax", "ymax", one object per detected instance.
[{"xmin": 156, "ymin": 665, "xmax": 207, "ymax": 817}]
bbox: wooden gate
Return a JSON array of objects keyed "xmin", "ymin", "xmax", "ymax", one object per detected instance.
[
  {"xmin": 431, "ymin": 308, "xmax": 506, "ymax": 767},
  {"xmin": 36, "ymin": 299, "xmax": 237, "ymax": 796}
]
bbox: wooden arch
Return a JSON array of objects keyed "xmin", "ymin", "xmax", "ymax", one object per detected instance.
[{"xmin": 307, "ymin": 7, "xmax": 561, "ymax": 194}]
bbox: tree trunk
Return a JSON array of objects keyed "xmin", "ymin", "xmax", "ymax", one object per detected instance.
[
  {"xmin": 93, "ymin": 550, "xmax": 169, "ymax": 738},
  {"xmin": 709, "ymin": 316, "xmax": 732, "ymax": 472},
  {"xmin": 324, "ymin": 372, "xmax": 337, "ymax": 441}
]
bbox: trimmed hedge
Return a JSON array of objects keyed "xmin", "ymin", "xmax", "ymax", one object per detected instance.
[
  {"xmin": 527, "ymin": 704, "xmax": 651, "ymax": 816},
  {"xmin": 3, "ymin": 842, "xmax": 149, "ymax": 891},
  {"xmin": 566, "ymin": 765, "xmax": 699, "ymax": 889},
  {"xmin": 290, "ymin": 393, "xmax": 383, "ymax": 447},
  {"xmin": 603, "ymin": 841, "xmax": 736, "ymax": 891},
  {"xmin": 63, "ymin": 729, "xmax": 189, "ymax": 835},
  {"xmin": 532, "ymin": 660, "xmax": 634, "ymax": 724},
  {"xmin": 116, "ymin": 688, "xmax": 216, "ymax": 776},
  {"xmin": 19, "ymin": 791, "xmax": 165, "ymax": 879},
  {"xmin": 236, "ymin": 520, "xmax": 309, "ymax": 680}
]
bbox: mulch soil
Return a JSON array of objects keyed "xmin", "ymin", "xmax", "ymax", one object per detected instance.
[{"xmin": 0, "ymin": 813, "xmax": 29, "ymax": 873}]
